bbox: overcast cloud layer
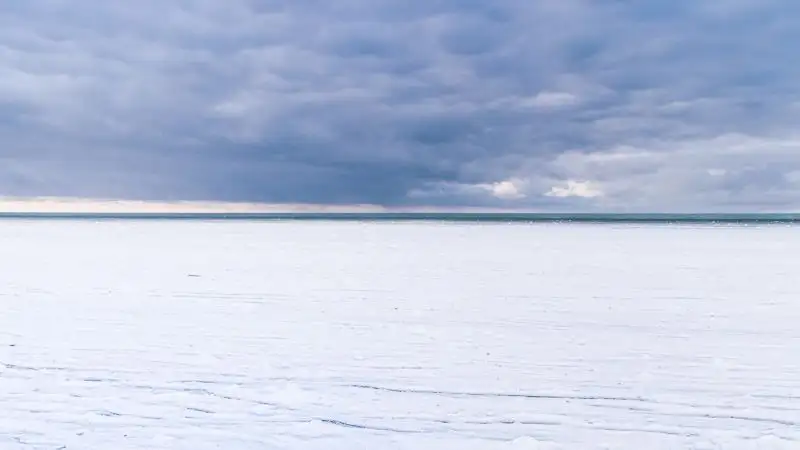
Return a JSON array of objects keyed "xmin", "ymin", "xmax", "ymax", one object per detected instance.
[{"xmin": 2, "ymin": 0, "xmax": 800, "ymax": 211}]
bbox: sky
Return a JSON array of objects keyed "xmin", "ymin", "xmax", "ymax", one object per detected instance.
[{"xmin": 2, "ymin": 0, "xmax": 800, "ymax": 212}]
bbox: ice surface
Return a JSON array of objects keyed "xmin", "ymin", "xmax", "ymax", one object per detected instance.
[{"xmin": 0, "ymin": 220, "xmax": 798, "ymax": 449}]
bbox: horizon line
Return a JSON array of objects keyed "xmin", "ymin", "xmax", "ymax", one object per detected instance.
[
  {"xmin": 1, "ymin": 197, "xmax": 798, "ymax": 216},
  {"xmin": 1, "ymin": 212, "xmax": 800, "ymax": 224}
]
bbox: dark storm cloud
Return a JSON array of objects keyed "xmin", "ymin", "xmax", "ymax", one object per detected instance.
[{"xmin": 2, "ymin": 0, "xmax": 800, "ymax": 210}]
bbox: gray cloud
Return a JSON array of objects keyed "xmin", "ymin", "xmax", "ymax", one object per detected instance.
[{"xmin": 2, "ymin": 0, "xmax": 800, "ymax": 210}]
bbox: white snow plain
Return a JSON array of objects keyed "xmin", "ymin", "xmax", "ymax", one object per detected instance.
[{"xmin": 0, "ymin": 220, "xmax": 798, "ymax": 450}]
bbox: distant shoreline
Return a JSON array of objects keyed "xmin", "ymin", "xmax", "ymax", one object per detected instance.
[{"xmin": 0, "ymin": 212, "xmax": 799, "ymax": 223}]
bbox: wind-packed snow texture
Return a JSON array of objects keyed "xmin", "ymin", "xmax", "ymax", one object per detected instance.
[{"xmin": 0, "ymin": 220, "xmax": 798, "ymax": 449}]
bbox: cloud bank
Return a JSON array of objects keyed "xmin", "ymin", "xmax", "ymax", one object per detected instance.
[{"xmin": 2, "ymin": 0, "xmax": 799, "ymax": 211}]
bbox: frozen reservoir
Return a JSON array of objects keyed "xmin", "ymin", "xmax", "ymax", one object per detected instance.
[{"xmin": 0, "ymin": 219, "xmax": 797, "ymax": 449}]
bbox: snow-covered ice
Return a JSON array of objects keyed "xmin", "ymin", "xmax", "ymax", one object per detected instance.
[{"xmin": 0, "ymin": 220, "xmax": 798, "ymax": 449}]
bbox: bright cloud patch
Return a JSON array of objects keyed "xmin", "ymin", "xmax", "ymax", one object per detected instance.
[
  {"xmin": 545, "ymin": 181, "xmax": 604, "ymax": 199},
  {"xmin": 522, "ymin": 91, "xmax": 580, "ymax": 109},
  {"xmin": 480, "ymin": 179, "xmax": 527, "ymax": 200}
]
